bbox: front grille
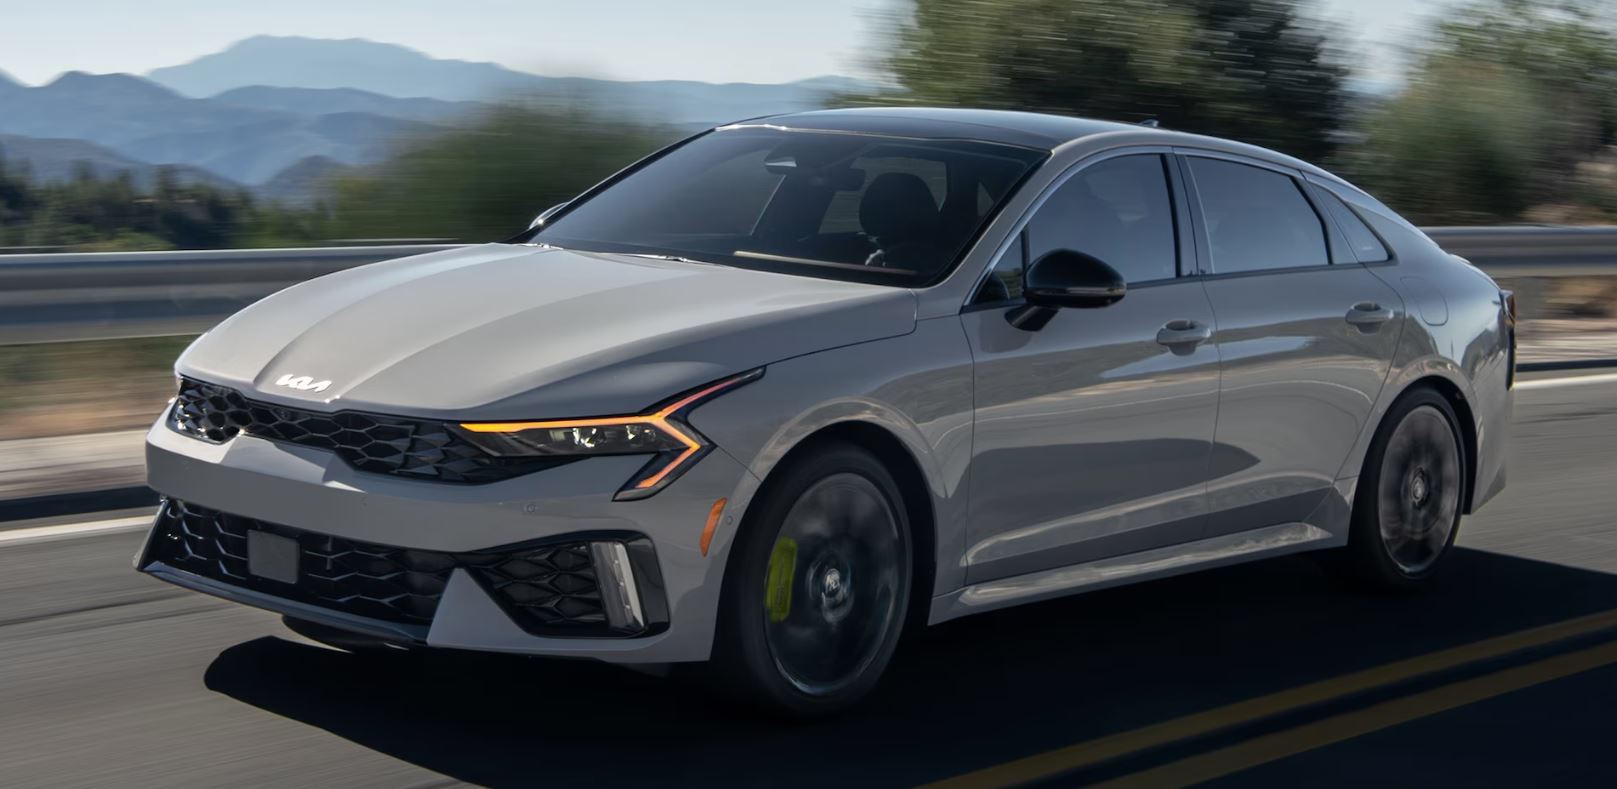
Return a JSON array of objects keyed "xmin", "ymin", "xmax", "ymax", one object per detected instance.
[
  {"xmin": 170, "ymin": 377, "xmax": 571, "ymax": 484},
  {"xmin": 143, "ymin": 499, "xmax": 615, "ymax": 634}
]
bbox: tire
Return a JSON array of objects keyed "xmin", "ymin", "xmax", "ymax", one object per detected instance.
[
  {"xmin": 710, "ymin": 442, "xmax": 913, "ymax": 717},
  {"xmin": 1341, "ymin": 387, "xmax": 1466, "ymax": 591}
]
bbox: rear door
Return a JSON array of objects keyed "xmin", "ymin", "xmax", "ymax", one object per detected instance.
[
  {"xmin": 1179, "ymin": 152, "xmax": 1404, "ymax": 538},
  {"xmin": 960, "ymin": 151, "xmax": 1221, "ymax": 583}
]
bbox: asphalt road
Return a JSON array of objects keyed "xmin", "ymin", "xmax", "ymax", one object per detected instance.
[{"xmin": 4, "ymin": 373, "xmax": 1617, "ymax": 788}]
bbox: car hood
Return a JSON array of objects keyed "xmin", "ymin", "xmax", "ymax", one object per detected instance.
[{"xmin": 177, "ymin": 244, "xmax": 916, "ymax": 419}]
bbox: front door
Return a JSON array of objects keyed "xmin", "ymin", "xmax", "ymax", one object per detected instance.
[{"xmin": 961, "ymin": 152, "xmax": 1221, "ymax": 583}]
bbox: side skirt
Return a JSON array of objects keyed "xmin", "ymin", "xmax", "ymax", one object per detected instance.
[{"xmin": 929, "ymin": 521, "xmax": 1338, "ymax": 625}]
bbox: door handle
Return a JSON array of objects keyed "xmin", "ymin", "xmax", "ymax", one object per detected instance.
[
  {"xmin": 1157, "ymin": 319, "xmax": 1212, "ymax": 350},
  {"xmin": 1345, "ymin": 302, "xmax": 1395, "ymax": 330}
]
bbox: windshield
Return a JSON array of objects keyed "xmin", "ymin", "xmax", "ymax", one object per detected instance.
[{"xmin": 529, "ymin": 126, "xmax": 1046, "ymax": 287}]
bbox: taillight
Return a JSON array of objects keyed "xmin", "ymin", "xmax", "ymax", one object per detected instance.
[{"xmin": 1501, "ymin": 289, "xmax": 1517, "ymax": 326}]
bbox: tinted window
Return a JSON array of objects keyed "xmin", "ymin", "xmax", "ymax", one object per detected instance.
[
  {"xmin": 820, "ymin": 157, "xmax": 946, "ymax": 234},
  {"xmin": 1188, "ymin": 158, "xmax": 1328, "ymax": 273},
  {"xmin": 1026, "ymin": 155, "xmax": 1178, "ymax": 283},
  {"xmin": 973, "ymin": 233, "xmax": 1026, "ymax": 303},
  {"xmin": 534, "ymin": 127, "xmax": 1044, "ymax": 287},
  {"xmin": 1315, "ymin": 188, "xmax": 1390, "ymax": 263}
]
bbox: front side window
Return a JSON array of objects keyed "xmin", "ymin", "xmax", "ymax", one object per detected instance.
[
  {"xmin": 531, "ymin": 127, "xmax": 1046, "ymax": 287},
  {"xmin": 1188, "ymin": 157, "xmax": 1329, "ymax": 273},
  {"xmin": 1025, "ymin": 154, "xmax": 1179, "ymax": 284}
]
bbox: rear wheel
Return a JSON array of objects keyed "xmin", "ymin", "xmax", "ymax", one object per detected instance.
[
  {"xmin": 711, "ymin": 443, "xmax": 912, "ymax": 717},
  {"xmin": 1343, "ymin": 388, "xmax": 1465, "ymax": 590}
]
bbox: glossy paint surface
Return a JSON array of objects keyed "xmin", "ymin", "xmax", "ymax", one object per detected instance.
[
  {"xmin": 1199, "ymin": 265, "xmax": 1403, "ymax": 537},
  {"xmin": 960, "ymin": 281, "xmax": 1220, "ymax": 582},
  {"xmin": 142, "ymin": 108, "xmax": 1513, "ymax": 660}
]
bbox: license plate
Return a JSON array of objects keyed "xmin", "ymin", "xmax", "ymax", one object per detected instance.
[{"xmin": 247, "ymin": 531, "xmax": 300, "ymax": 584}]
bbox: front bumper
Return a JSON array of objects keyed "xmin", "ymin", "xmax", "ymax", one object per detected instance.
[{"xmin": 141, "ymin": 414, "xmax": 757, "ymax": 663}]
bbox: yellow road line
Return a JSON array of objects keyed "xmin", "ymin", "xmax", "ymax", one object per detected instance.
[
  {"xmin": 922, "ymin": 607, "xmax": 1617, "ymax": 789},
  {"xmin": 1093, "ymin": 639, "xmax": 1617, "ymax": 788}
]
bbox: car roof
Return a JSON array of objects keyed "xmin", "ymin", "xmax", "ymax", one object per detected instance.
[
  {"xmin": 730, "ymin": 107, "xmax": 1343, "ymax": 187},
  {"xmin": 732, "ymin": 107, "xmax": 1155, "ymax": 150}
]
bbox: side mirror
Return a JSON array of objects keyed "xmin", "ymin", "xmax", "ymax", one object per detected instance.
[
  {"xmin": 528, "ymin": 203, "xmax": 569, "ymax": 229},
  {"xmin": 1025, "ymin": 249, "xmax": 1126, "ymax": 309},
  {"xmin": 1007, "ymin": 250, "xmax": 1126, "ymax": 330}
]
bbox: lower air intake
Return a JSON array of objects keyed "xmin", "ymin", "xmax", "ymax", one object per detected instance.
[{"xmin": 141, "ymin": 499, "xmax": 664, "ymax": 637}]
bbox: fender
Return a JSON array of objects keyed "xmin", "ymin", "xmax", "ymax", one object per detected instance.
[{"xmin": 691, "ymin": 317, "xmax": 976, "ymax": 598}]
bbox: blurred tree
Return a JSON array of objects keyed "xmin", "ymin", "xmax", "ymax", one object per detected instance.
[
  {"xmin": 0, "ymin": 156, "xmax": 38, "ymax": 247},
  {"xmin": 1345, "ymin": 60, "xmax": 1544, "ymax": 224},
  {"xmin": 851, "ymin": 0, "xmax": 1348, "ymax": 160},
  {"xmin": 0, "ymin": 158, "xmax": 342, "ymax": 250},
  {"xmin": 327, "ymin": 105, "xmax": 671, "ymax": 242},
  {"xmin": 0, "ymin": 105, "xmax": 669, "ymax": 250},
  {"xmin": 1349, "ymin": 0, "xmax": 1617, "ymax": 223}
]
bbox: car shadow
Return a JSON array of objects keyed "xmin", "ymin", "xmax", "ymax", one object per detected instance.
[{"xmin": 204, "ymin": 548, "xmax": 1617, "ymax": 787}]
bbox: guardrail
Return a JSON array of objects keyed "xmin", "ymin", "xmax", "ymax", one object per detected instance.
[
  {"xmin": 1422, "ymin": 227, "xmax": 1617, "ymax": 277},
  {"xmin": 1, "ymin": 227, "xmax": 1615, "ymax": 345},
  {"xmin": 0, "ymin": 244, "xmax": 460, "ymax": 344}
]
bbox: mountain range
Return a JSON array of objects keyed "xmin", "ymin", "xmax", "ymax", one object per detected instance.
[{"xmin": 0, "ymin": 36, "xmax": 872, "ymax": 202}]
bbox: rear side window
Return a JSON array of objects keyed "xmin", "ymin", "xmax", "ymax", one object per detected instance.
[
  {"xmin": 1025, "ymin": 154, "xmax": 1178, "ymax": 283},
  {"xmin": 1188, "ymin": 158, "xmax": 1329, "ymax": 273},
  {"xmin": 1314, "ymin": 188, "xmax": 1391, "ymax": 263}
]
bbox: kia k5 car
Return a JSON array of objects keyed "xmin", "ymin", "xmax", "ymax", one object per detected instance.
[{"xmin": 138, "ymin": 108, "xmax": 1513, "ymax": 715}]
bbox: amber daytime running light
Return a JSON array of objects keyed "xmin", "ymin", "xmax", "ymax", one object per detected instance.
[{"xmin": 457, "ymin": 370, "xmax": 763, "ymax": 500}]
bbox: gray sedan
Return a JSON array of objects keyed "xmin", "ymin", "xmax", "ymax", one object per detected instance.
[{"xmin": 138, "ymin": 108, "xmax": 1513, "ymax": 716}]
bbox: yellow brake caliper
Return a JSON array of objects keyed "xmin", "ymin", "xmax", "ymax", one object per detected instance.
[{"xmin": 765, "ymin": 537, "xmax": 798, "ymax": 623}]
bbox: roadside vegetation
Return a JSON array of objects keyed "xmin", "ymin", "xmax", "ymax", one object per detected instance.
[
  {"xmin": 0, "ymin": 336, "xmax": 190, "ymax": 440},
  {"xmin": 1, "ymin": 0, "xmax": 1612, "ymax": 253},
  {"xmin": 0, "ymin": 0, "xmax": 1612, "ymax": 440}
]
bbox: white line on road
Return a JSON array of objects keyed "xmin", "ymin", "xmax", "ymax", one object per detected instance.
[
  {"xmin": 1517, "ymin": 372, "xmax": 1617, "ymax": 391},
  {"xmin": 0, "ymin": 515, "xmax": 151, "ymax": 546}
]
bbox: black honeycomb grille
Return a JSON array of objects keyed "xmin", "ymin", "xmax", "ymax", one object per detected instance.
[
  {"xmin": 170, "ymin": 377, "xmax": 572, "ymax": 484},
  {"xmin": 143, "ymin": 499, "xmax": 610, "ymax": 634}
]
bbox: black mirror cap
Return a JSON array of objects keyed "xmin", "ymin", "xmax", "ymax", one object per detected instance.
[{"xmin": 1024, "ymin": 249, "xmax": 1126, "ymax": 309}]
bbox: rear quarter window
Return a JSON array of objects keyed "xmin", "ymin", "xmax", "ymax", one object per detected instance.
[{"xmin": 1314, "ymin": 188, "xmax": 1391, "ymax": 263}]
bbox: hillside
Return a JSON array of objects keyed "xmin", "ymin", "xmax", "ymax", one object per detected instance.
[
  {"xmin": 0, "ymin": 73, "xmax": 437, "ymax": 184},
  {"xmin": 257, "ymin": 155, "xmax": 353, "ymax": 207},
  {"xmin": 0, "ymin": 35, "xmax": 866, "ymax": 196},
  {"xmin": 146, "ymin": 35, "xmax": 872, "ymax": 125},
  {"xmin": 0, "ymin": 133, "xmax": 239, "ymax": 189},
  {"xmin": 212, "ymin": 85, "xmax": 486, "ymax": 124}
]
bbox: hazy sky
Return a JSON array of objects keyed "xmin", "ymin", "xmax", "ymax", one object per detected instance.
[{"xmin": 0, "ymin": 0, "xmax": 1445, "ymax": 87}]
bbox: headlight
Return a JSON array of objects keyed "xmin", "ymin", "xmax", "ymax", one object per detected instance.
[{"xmin": 456, "ymin": 369, "xmax": 762, "ymax": 500}]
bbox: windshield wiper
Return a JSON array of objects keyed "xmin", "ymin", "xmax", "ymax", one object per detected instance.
[{"xmin": 732, "ymin": 250, "xmax": 915, "ymax": 276}]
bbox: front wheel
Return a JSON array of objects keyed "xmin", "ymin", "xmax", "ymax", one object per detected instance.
[
  {"xmin": 710, "ymin": 443, "xmax": 913, "ymax": 717},
  {"xmin": 1342, "ymin": 388, "xmax": 1466, "ymax": 591}
]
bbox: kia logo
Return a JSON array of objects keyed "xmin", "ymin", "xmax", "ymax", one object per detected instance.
[{"xmin": 275, "ymin": 374, "xmax": 332, "ymax": 393}]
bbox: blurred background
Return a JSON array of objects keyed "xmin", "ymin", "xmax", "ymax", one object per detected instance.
[
  {"xmin": 4, "ymin": 3, "xmax": 1617, "ymax": 786},
  {"xmin": 0, "ymin": 0, "xmax": 1613, "ymax": 503}
]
